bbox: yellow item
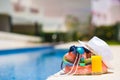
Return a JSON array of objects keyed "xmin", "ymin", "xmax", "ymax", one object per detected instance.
[{"xmin": 92, "ymin": 56, "xmax": 102, "ymax": 74}]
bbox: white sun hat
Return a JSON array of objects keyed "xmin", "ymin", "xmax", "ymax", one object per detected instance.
[{"xmin": 78, "ymin": 36, "xmax": 113, "ymax": 68}]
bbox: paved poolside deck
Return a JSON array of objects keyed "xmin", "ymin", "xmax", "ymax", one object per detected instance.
[
  {"xmin": 0, "ymin": 31, "xmax": 44, "ymax": 50},
  {"xmin": 47, "ymin": 45, "xmax": 120, "ymax": 80}
]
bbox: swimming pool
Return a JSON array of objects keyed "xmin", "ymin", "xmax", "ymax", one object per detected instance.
[{"xmin": 0, "ymin": 46, "xmax": 68, "ymax": 80}]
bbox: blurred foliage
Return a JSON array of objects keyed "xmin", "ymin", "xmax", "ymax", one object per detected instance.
[
  {"xmin": 40, "ymin": 32, "xmax": 67, "ymax": 42},
  {"xmin": 12, "ymin": 23, "xmax": 43, "ymax": 36},
  {"xmin": 12, "ymin": 24, "xmax": 36, "ymax": 35},
  {"xmin": 94, "ymin": 24, "xmax": 118, "ymax": 41},
  {"xmin": 11, "ymin": 15, "xmax": 120, "ymax": 43},
  {"xmin": 107, "ymin": 41, "xmax": 120, "ymax": 45},
  {"xmin": 40, "ymin": 22, "xmax": 120, "ymax": 43},
  {"xmin": 65, "ymin": 15, "xmax": 80, "ymax": 30},
  {"xmin": 65, "ymin": 15, "xmax": 80, "ymax": 41}
]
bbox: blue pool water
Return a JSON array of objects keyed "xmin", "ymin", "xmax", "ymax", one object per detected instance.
[{"xmin": 0, "ymin": 46, "xmax": 68, "ymax": 80}]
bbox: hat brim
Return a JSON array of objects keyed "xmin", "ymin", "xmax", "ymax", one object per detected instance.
[{"xmin": 78, "ymin": 40, "xmax": 95, "ymax": 53}]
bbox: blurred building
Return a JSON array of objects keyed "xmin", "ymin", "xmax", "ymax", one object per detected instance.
[
  {"xmin": 0, "ymin": 0, "xmax": 91, "ymax": 33},
  {"xmin": 38, "ymin": 0, "xmax": 91, "ymax": 32},
  {"xmin": 91, "ymin": 0, "xmax": 120, "ymax": 26},
  {"xmin": 0, "ymin": 0, "xmax": 43, "ymax": 34},
  {"xmin": 0, "ymin": 0, "xmax": 11, "ymax": 32},
  {"xmin": 1, "ymin": 0, "xmax": 120, "ymax": 32},
  {"xmin": 42, "ymin": 17, "xmax": 66, "ymax": 33},
  {"xmin": 38, "ymin": 0, "xmax": 91, "ymax": 23}
]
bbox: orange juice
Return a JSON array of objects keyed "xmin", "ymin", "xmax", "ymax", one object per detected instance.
[{"xmin": 92, "ymin": 56, "xmax": 102, "ymax": 74}]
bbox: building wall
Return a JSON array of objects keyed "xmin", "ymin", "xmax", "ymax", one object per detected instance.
[
  {"xmin": 37, "ymin": 0, "xmax": 91, "ymax": 23},
  {"xmin": 10, "ymin": 0, "xmax": 44, "ymax": 23},
  {"xmin": 42, "ymin": 17, "xmax": 66, "ymax": 32},
  {"xmin": 92, "ymin": 0, "xmax": 120, "ymax": 26},
  {"xmin": 0, "ymin": 0, "xmax": 12, "ymax": 14},
  {"xmin": 110, "ymin": 3, "xmax": 120, "ymax": 24}
]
